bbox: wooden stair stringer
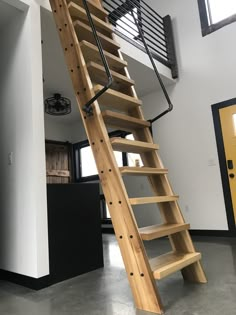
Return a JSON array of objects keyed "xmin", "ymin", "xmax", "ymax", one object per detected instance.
[
  {"xmin": 48, "ymin": 1, "xmax": 164, "ymax": 314},
  {"xmin": 127, "ymin": 117, "xmax": 207, "ymax": 284},
  {"xmin": 106, "ymin": 6, "xmax": 207, "ymax": 284}
]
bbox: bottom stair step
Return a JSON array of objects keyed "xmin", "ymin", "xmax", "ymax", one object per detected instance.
[{"xmin": 150, "ymin": 252, "xmax": 201, "ymax": 280}]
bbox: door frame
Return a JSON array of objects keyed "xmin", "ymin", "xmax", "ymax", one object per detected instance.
[{"xmin": 212, "ymin": 97, "xmax": 236, "ymax": 233}]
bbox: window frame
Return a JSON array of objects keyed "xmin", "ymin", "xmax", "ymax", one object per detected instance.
[
  {"xmin": 73, "ymin": 130, "xmax": 129, "ymax": 183},
  {"xmin": 198, "ymin": 0, "xmax": 236, "ymax": 36}
]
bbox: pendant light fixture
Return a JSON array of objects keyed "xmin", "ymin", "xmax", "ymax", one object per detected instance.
[{"xmin": 44, "ymin": 93, "xmax": 71, "ymax": 116}]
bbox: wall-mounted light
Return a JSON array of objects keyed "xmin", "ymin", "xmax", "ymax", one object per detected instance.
[{"xmin": 44, "ymin": 93, "xmax": 71, "ymax": 116}]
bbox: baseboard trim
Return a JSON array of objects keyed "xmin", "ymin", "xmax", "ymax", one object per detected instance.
[
  {"xmin": 0, "ymin": 270, "xmax": 51, "ymax": 290},
  {"xmin": 102, "ymin": 227, "xmax": 115, "ymax": 234},
  {"xmin": 189, "ymin": 229, "xmax": 234, "ymax": 237},
  {"xmin": 0, "ymin": 264, "xmax": 104, "ymax": 290},
  {"xmin": 102, "ymin": 227, "xmax": 234, "ymax": 237}
]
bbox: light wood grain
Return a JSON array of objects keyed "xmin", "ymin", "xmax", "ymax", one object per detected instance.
[
  {"xmin": 102, "ymin": 110, "xmax": 150, "ymax": 132},
  {"xmin": 50, "ymin": 1, "xmax": 164, "ymax": 313},
  {"xmin": 49, "ymin": 0, "xmax": 206, "ymax": 312},
  {"xmin": 80, "ymin": 40, "xmax": 127, "ymax": 72},
  {"xmin": 139, "ymin": 223, "xmax": 190, "ymax": 241},
  {"xmin": 74, "ymin": 20, "xmax": 120, "ymax": 54},
  {"xmin": 111, "ymin": 137, "xmax": 158, "ymax": 153},
  {"xmin": 119, "ymin": 166, "xmax": 168, "ymax": 176},
  {"xmin": 94, "ymin": 85, "xmax": 142, "ymax": 111},
  {"xmin": 68, "ymin": 2, "xmax": 112, "ymax": 34},
  {"xmin": 150, "ymin": 252, "xmax": 201, "ymax": 280},
  {"xmin": 67, "ymin": 0, "xmax": 108, "ymax": 19},
  {"xmin": 129, "ymin": 195, "xmax": 179, "ymax": 205},
  {"xmin": 87, "ymin": 61, "xmax": 135, "ymax": 92},
  {"xmin": 46, "ymin": 170, "xmax": 70, "ymax": 177}
]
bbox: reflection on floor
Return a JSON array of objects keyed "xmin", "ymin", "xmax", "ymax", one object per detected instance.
[{"xmin": 0, "ymin": 234, "xmax": 236, "ymax": 315}]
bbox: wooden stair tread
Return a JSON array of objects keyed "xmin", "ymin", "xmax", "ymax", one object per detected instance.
[
  {"xmin": 74, "ymin": 20, "xmax": 120, "ymax": 54},
  {"xmin": 102, "ymin": 110, "xmax": 150, "ymax": 132},
  {"xmin": 110, "ymin": 138, "xmax": 158, "ymax": 153},
  {"xmin": 139, "ymin": 223, "xmax": 190, "ymax": 241},
  {"xmin": 80, "ymin": 40, "xmax": 127, "ymax": 72},
  {"xmin": 87, "ymin": 62, "xmax": 135, "ymax": 91},
  {"xmin": 94, "ymin": 85, "xmax": 142, "ymax": 111},
  {"xmin": 119, "ymin": 167, "xmax": 168, "ymax": 176},
  {"xmin": 67, "ymin": 0, "xmax": 108, "ymax": 19},
  {"xmin": 129, "ymin": 195, "xmax": 178, "ymax": 205},
  {"xmin": 68, "ymin": 2, "xmax": 112, "ymax": 34},
  {"xmin": 150, "ymin": 252, "xmax": 201, "ymax": 280}
]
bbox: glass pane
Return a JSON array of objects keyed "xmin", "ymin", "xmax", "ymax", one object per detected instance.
[
  {"xmin": 232, "ymin": 114, "xmax": 236, "ymax": 136},
  {"xmin": 106, "ymin": 203, "xmax": 111, "ymax": 219},
  {"xmin": 81, "ymin": 146, "xmax": 98, "ymax": 177},
  {"xmin": 126, "ymin": 134, "xmax": 144, "ymax": 167},
  {"xmin": 114, "ymin": 150, "xmax": 123, "ymax": 167},
  {"xmin": 80, "ymin": 145, "xmax": 123, "ymax": 177},
  {"xmin": 208, "ymin": 0, "xmax": 236, "ymax": 24}
]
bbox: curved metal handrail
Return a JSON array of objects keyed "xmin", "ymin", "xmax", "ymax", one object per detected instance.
[{"xmin": 132, "ymin": 9, "xmax": 173, "ymax": 124}]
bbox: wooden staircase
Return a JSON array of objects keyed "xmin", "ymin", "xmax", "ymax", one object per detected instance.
[{"xmin": 49, "ymin": 1, "xmax": 207, "ymax": 313}]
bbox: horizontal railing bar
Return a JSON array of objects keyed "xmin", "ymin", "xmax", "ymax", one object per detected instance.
[
  {"xmin": 122, "ymin": 0, "xmax": 164, "ymax": 29},
  {"xmin": 133, "ymin": 0, "xmax": 164, "ymax": 23},
  {"xmin": 106, "ymin": 3, "xmax": 167, "ymax": 46},
  {"xmin": 103, "ymin": 0, "xmax": 166, "ymax": 37},
  {"xmin": 107, "ymin": 14, "xmax": 168, "ymax": 54},
  {"xmin": 108, "ymin": 16, "xmax": 168, "ymax": 59},
  {"xmin": 113, "ymin": 29, "xmax": 171, "ymax": 68},
  {"xmin": 123, "ymin": 0, "xmax": 164, "ymax": 25},
  {"xmin": 103, "ymin": 0, "xmax": 165, "ymax": 35}
]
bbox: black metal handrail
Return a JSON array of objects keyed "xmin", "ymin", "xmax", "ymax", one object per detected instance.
[
  {"xmin": 103, "ymin": 0, "xmax": 178, "ymax": 78},
  {"xmin": 82, "ymin": 0, "xmax": 113, "ymax": 115},
  {"xmin": 131, "ymin": 10, "xmax": 173, "ymax": 123}
]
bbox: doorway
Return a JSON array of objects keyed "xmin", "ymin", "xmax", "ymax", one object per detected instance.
[{"xmin": 212, "ymin": 98, "xmax": 236, "ymax": 233}]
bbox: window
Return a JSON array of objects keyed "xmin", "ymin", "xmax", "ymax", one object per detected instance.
[
  {"xmin": 125, "ymin": 134, "xmax": 143, "ymax": 167},
  {"xmin": 198, "ymin": 0, "xmax": 236, "ymax": 36},
  {"xmin": 73, "ymin": 131, "xmax": 128, "ymax": 182}
]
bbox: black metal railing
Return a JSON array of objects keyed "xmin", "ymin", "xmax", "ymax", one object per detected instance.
[
  {"xmin": 103, "ymin": 0, "xmax": 178, "ymax": 79},
  {"xmin": 131, "ymin": 10, "xmax": 173, "ymax": 123}
]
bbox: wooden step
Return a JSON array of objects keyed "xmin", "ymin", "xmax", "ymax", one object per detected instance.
[
  {"xmin": 139, "ymin": 223, "xmax": 190, "ymax": 241},
  {"xmin": 102, "ymin": 110, "xmax": 150, "ymax": 132},
  {"xmin": 87, "ymin": 62, "xmax": 135, "ymax": 92},
  {"xmin": 129, "ymin": 195, "xmax": 178, "ymax": 205},
  {"xmin": 80, "ymin": 40, "xmax": 127, "ymax": 72},
  {"xmin": 94, "ymin": 85, "xmax": 142, "ymax": 111},
  {"xmin": 110, "ymin": 138, "xmax": 158, "ymax": 154},
  {"xmin": 67, "ymin": 0, "xmax": 108, "ymax": 20},
  {"xmin": 74, "ymin": 21, "xmax": 120, "ymax": 54},
  {"xmin": 119, "ymin": 167, "xmax": 168, "ymax": 176},
  {"xmin": 150, "ymin": 252, "xmax": 201, "ymax": 280},
  {"xmin": 68, "ymin": 2, "xmax": 112, "ymax": 34}
]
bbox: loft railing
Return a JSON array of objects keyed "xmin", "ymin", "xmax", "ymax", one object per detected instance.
[{"xmin": 103, "ymin": 0, "xmax": 178, "ymax": 79}]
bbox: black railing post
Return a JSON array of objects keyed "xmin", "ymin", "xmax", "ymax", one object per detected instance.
[{"xmin": 163, "ymin": 15, "xmax": 178, "ymax": 79}]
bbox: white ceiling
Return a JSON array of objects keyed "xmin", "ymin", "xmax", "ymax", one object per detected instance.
[
  {"xmin": 41, "ymin": 8, "xmax": 174, "ymax": 125},
  {"xmin": 0, "ymin": 1, "xmax": 21, "ymax": 30}
]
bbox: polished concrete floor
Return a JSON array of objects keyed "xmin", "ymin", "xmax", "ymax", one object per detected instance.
[{"xmin": 0, "ymin": 234, "xmax": 236, "ymax": 315}]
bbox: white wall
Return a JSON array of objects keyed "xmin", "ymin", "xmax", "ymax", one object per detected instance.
[
  {"xmin": 140, "ymin": 0, "xmax": 236, "ymax": 230},
  {"xmin": 45, "ymin": 117, "xmax": 73, "ymax": 142},
  {"xmin": 0, "ymin": 1, "xmax": 49, "ymax": 277},
  {"xmin": 44, "ymin": 117, "xmax": 87, "ymax": 143}
]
